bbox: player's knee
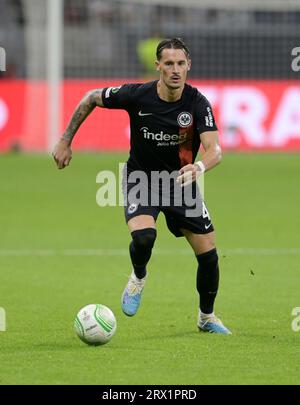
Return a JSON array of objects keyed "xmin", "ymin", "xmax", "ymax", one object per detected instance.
[
  {"xmin": 131, "ymin": 228, "xmax": 157, "ymax": 252},
  {"xmin": 196, "ymin": 248, "xmax": 218, "ymax": 266}
]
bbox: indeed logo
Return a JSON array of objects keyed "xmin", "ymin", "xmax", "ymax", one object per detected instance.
[{"xmin": 141, "ymin": 127, "xmax": 187, "ymax": 143}]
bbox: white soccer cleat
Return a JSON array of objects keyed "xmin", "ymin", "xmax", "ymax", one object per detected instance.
[
  {"xmin": 198, "ymin": 311, "xmax": 232, "ymax": 335},
  {"xmin": 121, "ymin": 272, "xmax": 146, "ymax": 316}
]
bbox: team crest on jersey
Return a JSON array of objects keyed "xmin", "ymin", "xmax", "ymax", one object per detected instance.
[
  {"xmin": 128, "ymin": 203, "xmax": 138, "ymax": 214},
  {"xmin": 177, "ymin": 112, "xmax": 193, "ymax": 128}
]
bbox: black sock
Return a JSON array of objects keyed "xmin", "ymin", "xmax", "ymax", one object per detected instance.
[
  {"xmin": 196, "ymin": 248, "xmax": 219, "ymax": 314},
  {"xmin": 129, "ymin": 228, "xmax": 157, "ymax": 279}
]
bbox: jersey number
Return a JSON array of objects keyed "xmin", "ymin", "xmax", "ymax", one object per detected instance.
[{"xmin": 202, "ymin": 202, "xmax": 211, "ymax": 221}]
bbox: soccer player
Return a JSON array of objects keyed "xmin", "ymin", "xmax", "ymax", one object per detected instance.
[{"xmin": 53, "ymin": 38, "xmax": 231, "ymax": 334}]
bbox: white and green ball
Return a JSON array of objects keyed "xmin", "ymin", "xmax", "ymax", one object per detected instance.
[{"xmin": 74, "ymin": 304, "xmax": 117, "ymax": 345}]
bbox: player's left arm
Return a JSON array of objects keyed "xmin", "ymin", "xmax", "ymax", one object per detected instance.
[
  {"xmin": 177, "ymin": 130, "xmax": 222, "ymax": 186},
  {"xmin": 198, "ymin": 130, "xmax": 222, "ymax": 171}
]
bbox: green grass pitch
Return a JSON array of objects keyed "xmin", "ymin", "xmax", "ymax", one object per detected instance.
[{"xmin": 0, "ymin": 152, "xmax": 299, "ymax": 385}]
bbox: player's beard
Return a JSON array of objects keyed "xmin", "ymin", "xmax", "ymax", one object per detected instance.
[
  {"xmin": 169, "ymin": 83, "xmax": 181, "ymax": 89},
  {"xmin": 166, "ymin": 78, "xmax": 184, "ymax": 90}
]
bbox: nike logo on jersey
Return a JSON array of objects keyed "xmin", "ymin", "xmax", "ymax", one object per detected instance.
[
  {"xmin": 138, "ymin": 111, "xmax": 153, "ymax": 116},
  {"xmin": 205, "ymin": 223, "xmax": 212, "ymax": 230}
]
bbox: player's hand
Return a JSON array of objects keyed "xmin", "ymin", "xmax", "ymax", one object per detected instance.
[
  {"xmin": 176, "ymin": 164, "xmax": 200, "ymax": 187},
  {"xmin": 52, "ymin": 138, "xmax": 72, "ymax": 169}
]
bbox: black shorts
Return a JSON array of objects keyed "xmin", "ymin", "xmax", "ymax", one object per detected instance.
[{"xmin": 123, "ymin": 175, "xmax": 214, "ymax": 238}]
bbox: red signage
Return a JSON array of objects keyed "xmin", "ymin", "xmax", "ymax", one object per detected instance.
[{"xmin": 0, "ymin": 79, "xmax": 300, "ymax": 151}]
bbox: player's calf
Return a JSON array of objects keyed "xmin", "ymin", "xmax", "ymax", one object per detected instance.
[
  {"xmin": 122, "ymin": 227, "xmax": 156, "ymax": 316},
  {"xmin": 129, "ymin": 227, "xmax": 156, "ymax": 279}
]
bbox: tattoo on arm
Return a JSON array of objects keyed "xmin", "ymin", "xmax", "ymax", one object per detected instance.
[{"xmin": 62, "ymin": 89, "xmax": 103, "ymax": 143}]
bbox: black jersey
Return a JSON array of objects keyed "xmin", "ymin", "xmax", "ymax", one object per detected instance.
[{"xmin": 102, "ymin": 80, "xmax": 217, "ymax": 174}]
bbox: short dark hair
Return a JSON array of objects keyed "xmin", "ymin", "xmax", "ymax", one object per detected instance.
[{"xmin": 156, "ymin": 38, "xmax": 190, "ymax": 60}]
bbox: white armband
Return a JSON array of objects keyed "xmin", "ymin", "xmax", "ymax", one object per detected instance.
[{"xmin": 195, "ymin": 160, "xmax": 206, "ymax": 174}]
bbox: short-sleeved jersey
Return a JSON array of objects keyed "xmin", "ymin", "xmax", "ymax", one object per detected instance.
[{"xmin": 102, "ymin": 80, "xmax": 217, "ymax": 174}]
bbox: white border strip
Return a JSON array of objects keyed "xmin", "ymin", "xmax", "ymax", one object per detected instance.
[
  {"xmin": 119, "ymin": 0, "xmax": 300, "ymax": 11},
  {"xmin": 0, "ymin": 248, "xmax": 300, "ymax": 256}
]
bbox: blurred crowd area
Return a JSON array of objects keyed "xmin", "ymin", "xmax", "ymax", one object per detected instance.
[{"xmin": 0, "ymin": 0, "xmax": 300, "ymax": 79}]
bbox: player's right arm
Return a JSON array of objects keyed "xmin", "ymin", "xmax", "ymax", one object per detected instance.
[{"xmin": 52, "ymin": 89, "xmax": 103, "ymax": 169}]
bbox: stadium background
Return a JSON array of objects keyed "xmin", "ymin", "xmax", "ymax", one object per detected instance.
[
  {"xmin": 1, "ymin": 0, "xmax": 300, "ymax": 151},
  {"xmin": 0, "ymin": 0, "xmax": 300, "ymax": 386}
]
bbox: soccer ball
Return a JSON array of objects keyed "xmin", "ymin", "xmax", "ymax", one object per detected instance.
[{"xmin": 74, "ymin": 304, "xmax": 117, "ymax": 345}]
